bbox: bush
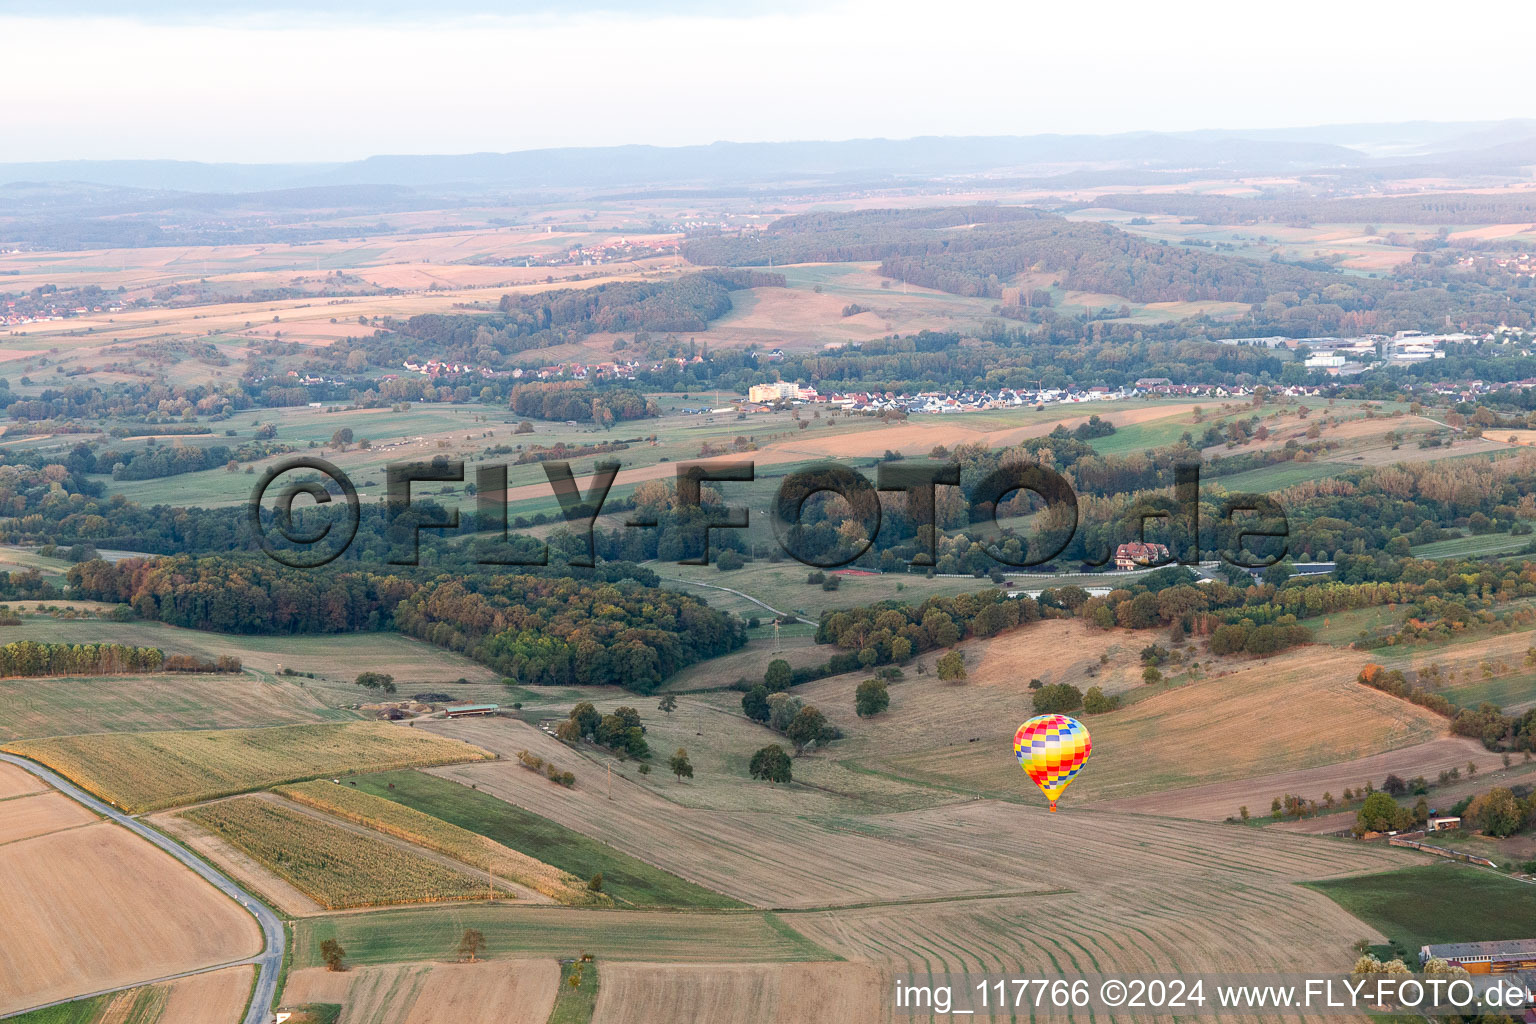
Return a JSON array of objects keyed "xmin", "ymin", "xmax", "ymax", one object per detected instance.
[{"xmin": 1082, "ymin": 686, "xmax": 1120, "ymax": 714}]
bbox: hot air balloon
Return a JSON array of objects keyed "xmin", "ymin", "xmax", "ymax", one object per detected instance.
[{"xmin": 1013, "ymin": 714, "xmax": 1091, "ymax": 811}]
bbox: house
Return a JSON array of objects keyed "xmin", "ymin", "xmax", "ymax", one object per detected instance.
[
  {"xmin": 444, "ymin": 703, "xmax": 500, "ymax": 718},
  {"xmin": 1427, "ymin": 815, "xmax": 1461, "ymax": 832},
  {"xmin": 1113, "ymin": 542, "xmax": 1170, "ymax": 570},
  {"xmin": 1421, "ymin": 938, "xmax": 1536, "ymax": 974}
]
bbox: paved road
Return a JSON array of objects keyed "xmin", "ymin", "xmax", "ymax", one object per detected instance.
[
  {"xmin": 0, "ymin": 753, "xmax": 284, "ymax": 1024},
  {"xmin": 658, "ymin": 574, "xmax": 810, "ymax": 623}
]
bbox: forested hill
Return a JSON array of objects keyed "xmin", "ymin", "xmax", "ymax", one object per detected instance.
[{"xmin": 682, "ymin": 207, "xmax": 1355, "ymax": 303}]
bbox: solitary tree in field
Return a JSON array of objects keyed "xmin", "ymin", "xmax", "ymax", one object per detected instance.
[
  {"xmin": 457, "ymin": 928, "xmax": 486, "ymax": 963},
  {"xmin": 587, "ymin": 872, "xmax": 604, "ymax": 893},
  {"xmin": 750, "ymin": 744, "xmax": 793, "ymax": 785},
  {"xmin": 321, "ymin": 939, "xmax": 347, "ymax": 972},
  {"xmin": 668, "ymin": 747, "xmax": 694, "ymax": 781},
  {"xmin": 936, "ymin": 650, "xmax": 966, "ymax": 683},
  {"xmin": 657, "ymin": 693, "xmax": 678, "ymax": 714},
  {"xmin": 854, "ymin": 678, "xmax": 889, "ymax": 718}
]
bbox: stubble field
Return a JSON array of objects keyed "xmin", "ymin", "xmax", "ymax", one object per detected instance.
[{"xmin": 3, "ymin": 721, "xmax": 491, "ymax": 812}]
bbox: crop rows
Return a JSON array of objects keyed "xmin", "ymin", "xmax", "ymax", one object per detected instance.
[
  {"xmin": 275, "ymin": 780, "xmax": 604, "ymax": 905},
  {"xmin": 182, "ymin": 797, "xmax": 490, "ymax": 909}
]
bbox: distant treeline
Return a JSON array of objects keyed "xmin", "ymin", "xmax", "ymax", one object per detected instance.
[
  {"xmin": 1079, "ymin": 192, "xmax": 1536, "ymax": 227},
  {"xmin": 683, "ymin": 206, "xmax": 1344, "ymax": 303},
  {"xmin": 336, "ymin": 269, "xmax": 782, "ymax": 370},
  {"xmin": 507, "ymin": 383, "xmax": 655, "ymax": 424},
  {"xmin": 0, "ymin": 640, "xmax": 164, "ymax": 677}
]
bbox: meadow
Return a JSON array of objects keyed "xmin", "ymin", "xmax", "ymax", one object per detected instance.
[
  {"xmin": 1307, "ymin": 863, "xmax": 1536, "ymax": 951},
  {"xmin": 3, "ymin": 721, "xmax": 490, "ymax": 812},
  {"xmin": 182, "ymin": 796, "xmax": 489, "ymax": 909}
]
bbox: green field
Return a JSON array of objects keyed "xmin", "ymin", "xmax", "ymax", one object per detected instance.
[
  {"xmin": 2, "ymin": 996, "xmax": 107, "ymax": 1024},
  {"xmin": 1410, "ymin": 532, "xmax": 1530, "ymax": 560},
  {"xmin": 1439, "ymin": 670, "xmax": 1536, "ymax": 710},
  {"xmin": 1307, "ymin": 863, "xmax": 1536, "ymax": 952},
  {"xmin": 354, "ymin": 770, "xmax": 745, "ymax": 909},
  {"xmin": 1209, "ymin": 461, "xmax": 1345, "ymax": 494},
  {"xmin": 548, "ymin": 961, "xmax": 600, "ymax": 1024},
  {"xmin": 292, "ymin": 905, "xmax": 833, "ymax": 967}
]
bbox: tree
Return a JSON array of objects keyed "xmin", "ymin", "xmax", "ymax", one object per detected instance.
[
  {"xmin": 764, "ymin": 659, "xmax": 793, "ymax": 692},
  {"xmin": 1142, "ymin": 666, "xmax": 1163, "ymax": 685},
  {"xmin": 456, "ymin": 928, "xmax": 486, "ymax": 962},
  {"xmin": 1467, "ymin": 787, "xmax": 1522, "ymax": 837},
  {"xmin": 587, "ymin": 872, "xmax": 604, "ymax": 892},
  {"xmin": 321, "ymin": 939, "xmax": 347, "ymax": 972},
  {"xmin": 854, "ymin": 678, "xmax": 890, "ymax": 717},
  {"xmin": 569, "ymin": 701, "xmax": 601, "ymax": 739},
  {"xmin": 657, "ymin": 693, "xmax": 678, "ymax": 714},
  {"xmin": 1356, "ymin": 792, "xmax": 1407, "ymax": 833},
  {"xmin": 668, "ymin": 747, "xmax": 694, "ymax": 781},
  {"xmin": 749, "ymin": 744, "xmax": 793, "ymax": 784},
  {"xmin": 785, "ymin": 705, "xmax": 833, "ymax": 753},
  {"xmin": 330, "ymin": 427, "xmax": 354, "ymax": 449},
  {"xmin": 741, "ymin": 685, "xmax": 771, "ymax": 723},
  {"xmin": 936, "ymin": 650, "xmax": 966, "ymax": 682},
  {"xmin": 1382, "ymin": 774, "xmax": 1407, "ymax": 796},
  {"xmin": 355, "ymin": 671, "xmax": 395, "ymax": 694},
  {"xmin": 1032, "ymin": 683, "xmax": 1083, "ymax": 714}
]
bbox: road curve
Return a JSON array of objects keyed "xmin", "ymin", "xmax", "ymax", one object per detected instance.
[{"xmin": 0, "ymin": 752, "xmax": 284, "ymax": 1024}]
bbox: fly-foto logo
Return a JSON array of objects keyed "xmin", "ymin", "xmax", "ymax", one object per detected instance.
[{"xmin": 247, "ymin": 457, "xmax": 1290, "ymax": 570}]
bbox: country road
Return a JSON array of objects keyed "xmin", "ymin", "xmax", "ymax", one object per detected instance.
[{"xmin": 0, "ymin": 753, "xmax": 285, "ymax": 1024}]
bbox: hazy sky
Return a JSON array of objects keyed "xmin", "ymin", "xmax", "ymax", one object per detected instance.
[{"xmin": 5, "ymin": 0, "xmax": 1532, "ymax": 163}]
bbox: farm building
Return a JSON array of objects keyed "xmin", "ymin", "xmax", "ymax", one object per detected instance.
[
  {"xmin": 443, "ymin": 703, "xmax": 499, "ymax": 718},
  {"xmin": 1113, "ymin": 542, "xmax": 1170, "ymax": 570},
  {"xmin": 1421, "ymin": 938, "xmax": 1536, "ymax": 974},
  {"xmin": 1427, "ymin": 815, "xmax": 1461, "ymax": 831}
]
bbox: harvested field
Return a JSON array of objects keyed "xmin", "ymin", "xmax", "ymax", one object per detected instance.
[
  {"xmin": 1100, "ymin": 735, "xmax": 1508, "ymax": 820},
  {"xmin": 0, "ymin": 791, "xmax": 97, "ymax": 845},
  {"xmin": 283, "ymin": 960, "xmax": 558, "ymax": 1024},
  {"xmin": 591, "ymin": 963, "xmax": 885, "ymax": 1024},
  {"xmin": 158, "ymin": 965, "xmax": 255, "ymax": 1024},
  {"xmin": 870, "ymin": 646, "xmax": 1445, "ymax": 806},
  {"xmin": 420, "ymin": 717, "xmax": 1411, "ymax": 910},
  {"xmin": 181, "ymin": 796, "xmax": 489, "ymax": 910},
  {"xmin": 294, "ymin": 906, "xmax": 831, "ymax": 967},
  {"xmin": 275, "ymin": 780, "xmax": 597, "ymax": 905},
  {"xmin": 3, "ymin": 721, "xmax": 491, "ymax": 812},
  {"xmin": 0, "ymin": 760, "xmax": 46, "ymax": 799},
  {"xmin": 0, "ymin": 671, "xmax": 353, "ymax": 741},
  {"xmin": 0, "ymin": 820, "xmax": 260, "ymax": 1014}
]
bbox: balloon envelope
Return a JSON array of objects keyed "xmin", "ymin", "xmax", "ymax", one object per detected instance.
[{"xmin": 1013, "ymin": 714, "xmax": 1091, "ymax": 811}]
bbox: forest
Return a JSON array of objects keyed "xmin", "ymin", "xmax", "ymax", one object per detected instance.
[{"xmin": 67, "ymin": 554, "xmax": 742, "ymax": 691}]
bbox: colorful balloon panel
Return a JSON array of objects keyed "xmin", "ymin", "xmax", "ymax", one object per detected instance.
[{"xmin": 1013, "ymin": 714, "xmax": 1091, "ymax": 811}]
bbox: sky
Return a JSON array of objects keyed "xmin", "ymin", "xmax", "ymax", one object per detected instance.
[{"xmin": 4, "ymin": 0, "xmax": 1533, "ymax": 163}]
